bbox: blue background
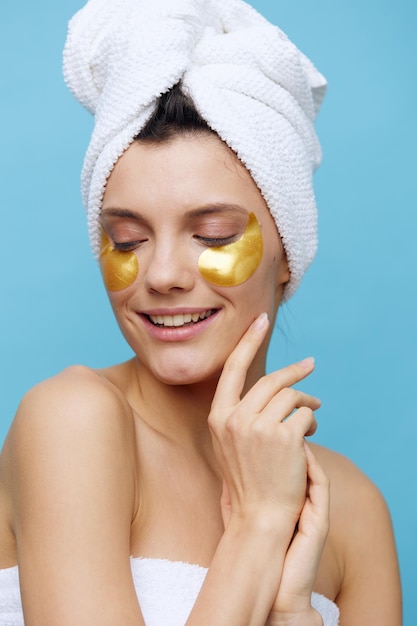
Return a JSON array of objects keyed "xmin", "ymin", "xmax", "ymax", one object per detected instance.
[{"xmin": 1, "ymin": 1, "xmax": 416, "ymax": 622}]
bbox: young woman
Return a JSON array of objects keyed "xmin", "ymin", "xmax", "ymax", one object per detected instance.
[{"xmin": 0, "ymin": 1, "xmax": 401, "ymax": 625}]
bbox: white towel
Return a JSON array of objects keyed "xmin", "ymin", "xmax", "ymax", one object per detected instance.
[
  {"xmin": 0, "ymin": 566, "xmax": 23, "ymax": 626},
  {"xmin": 63, "ymin": 0, "xmax": 326, "ymax": 298},
  {"xmin": 0, "ymin": 560, "xmax": 339, "ymax": 625},
  {"xmin": 131, "ymin": 557, "xmax": 340, "ymax": 626}
]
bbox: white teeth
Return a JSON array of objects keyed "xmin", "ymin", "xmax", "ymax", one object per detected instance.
[
  {"xmin": 148, "ymin": 310, "xmax": 213, "ymax": 327},
  {"xmin": 173, "ymin": 314, "xmax": 183, "ymax": 327}
]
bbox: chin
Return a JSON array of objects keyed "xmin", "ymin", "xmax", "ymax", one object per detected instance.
[{"xmin": 147, "ymin": 357, "xmax": 222, "ymax": 388}]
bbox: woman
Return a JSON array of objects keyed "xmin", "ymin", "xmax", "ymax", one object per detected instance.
[{"xmin": 0, "ymin": 1, "xmax": 401, "ymax": 624}]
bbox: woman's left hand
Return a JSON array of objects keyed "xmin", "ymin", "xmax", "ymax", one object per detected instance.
[{"xmin": 266, "ymin": 443, "xmax": 330, "ymax": 626}]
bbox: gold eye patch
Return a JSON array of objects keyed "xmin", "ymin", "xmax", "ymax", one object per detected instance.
[
  {"xmin": 99, "ymin": 230, "xmax": 139, "ymax": 291},
  {"xmin": 198, "ymin": 212, "xmax": 263, "ymax": 287}
]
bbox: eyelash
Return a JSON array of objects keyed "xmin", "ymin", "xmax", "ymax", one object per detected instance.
[
  {"xmin": 112, "ymin": 240, "xmax": 143, "ymax": 252},
  {"xmin": 111, "ymin": 235, "xmax": 237, "ymax": 251},
  {"xmin": 195, "ymin": 235, "xmax": 237, "ymax": 247}
]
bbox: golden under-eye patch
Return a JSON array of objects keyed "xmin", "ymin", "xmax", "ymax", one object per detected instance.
[
  {"xmin": 100, "ymin": 230, "xmax": 139, "ymax": 291},
  {"xmin": 198, "ymin": 212, "xmax": 263, "ymax": 287}
]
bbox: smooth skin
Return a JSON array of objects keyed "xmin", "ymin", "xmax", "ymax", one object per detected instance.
[{"xmin": 0, "ymin": 135, "xmax": 401, "ymax": 625}]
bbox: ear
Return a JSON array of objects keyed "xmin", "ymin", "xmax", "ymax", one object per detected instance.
[
  {"xmin": 278, "ymin": 257, "xmax": 290, "ymax": 287},
  {"xmin": 275, "ymin": 245, "xmax": 290, "ymax": 289},
  {"xmin": 273, "ymin": 247, "xmax": 290, "ymax": 311}
]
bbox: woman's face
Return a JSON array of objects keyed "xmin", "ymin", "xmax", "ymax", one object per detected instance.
[{"xmin": 101, "ymin": 133, "xmax": 289, "ymax": 385}]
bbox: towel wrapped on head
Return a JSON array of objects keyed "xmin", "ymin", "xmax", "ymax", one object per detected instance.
[{"xmin": 63, "ymin": 0, "xmax": 326, "ymax": 299}]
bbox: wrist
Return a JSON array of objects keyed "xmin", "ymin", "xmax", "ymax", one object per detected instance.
[
  {"xmin": 228, "ymin": 506, "xmax": 298, "ymax": 543},
  {"xmin": 266, "ymin": 607, "xmax": 323, "ymax": 626},
  {"xmin": 188, "ymin": 512, "xmax": 295, "ymax": 626}
]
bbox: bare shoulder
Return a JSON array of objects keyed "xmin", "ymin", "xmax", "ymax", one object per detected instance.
[
  {"xmin": 2, "ymin": 365, "xmax": 138, "ymax": 520},
  {"xmin": 309, "ymin": 442, "xmax": 382, "ymax": 497},
  {"xmin": 309, "ymin": 442, "xmax": 391, "ymax": 530},
  {"xmin": 310, "ymin": 443, "xmax": 402, "ymax": 625},
  {"xmin": 7, "ymin": 365, "xmax": 135, "ymax": 445},
  {"xmin": 309, "ymin": 442, "xmax": 395, "ymax": 556},
  {"xmin": 0, "ymin": 371, "xmax": 144, "ymax": 622}
]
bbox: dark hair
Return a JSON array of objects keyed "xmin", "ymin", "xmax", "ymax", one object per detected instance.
[{"xmin": 135, "ymin": 83, "xmax": 213, "ymax": 142}]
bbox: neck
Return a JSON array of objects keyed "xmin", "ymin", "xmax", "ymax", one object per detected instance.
[{"xmin": 124, "ymin": 350, "xmax": 267, "ymax": 454}]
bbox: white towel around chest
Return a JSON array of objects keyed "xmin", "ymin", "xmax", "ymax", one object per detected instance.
[{"xmin": 0, "ymin": 558, "xmax": 339, "ymax": 625}]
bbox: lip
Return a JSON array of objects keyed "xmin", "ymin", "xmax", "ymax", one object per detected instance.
[
  {"xmin": 140, "ymin": 307, "xmax": 216, "ymax": 316},
  {"xmin": 138, "ymin": 308, "xmax": 220, "ymax": 342}
]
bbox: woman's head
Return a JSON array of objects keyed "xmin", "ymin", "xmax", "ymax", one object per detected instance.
[
  {"xmin": 98, "ymin": 85, "xmax": 290, "ymax": 383},
  {"xmin": 63, "ymin": 0, "xmax": 326, "ymax": 299},
  {"xmin": 100, "ymin": 130, "xmax": 289, "ymax": 384}
]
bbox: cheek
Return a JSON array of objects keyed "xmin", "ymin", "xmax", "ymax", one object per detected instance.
[
  {"xmin": 100, "ymin": 231, "xmax": 139, "ymax": 291},
  {"xmin": 198, "ymin": 212, "xmax": 264, "ymax": 287}
]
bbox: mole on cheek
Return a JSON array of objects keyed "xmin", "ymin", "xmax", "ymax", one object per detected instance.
[
  {"xmin": 100, "ymin": 230, "xmax": 139, "ymax": 291},
  {"xmin": 198, "ymin": 212, "xmax": 263, "ymax": 287}
]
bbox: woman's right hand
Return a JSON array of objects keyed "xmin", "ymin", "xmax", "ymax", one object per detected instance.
[{"xmin": 208, "ymin": 312, "xmax": 321, "ymax": 535}]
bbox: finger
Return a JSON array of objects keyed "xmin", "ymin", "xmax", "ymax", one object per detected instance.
[
  {"xmin": 282, "ymin": 447, "xmax": 329, "ymax": 570},
  {"xmin": 274, "ymin": 447, "xmax": 329, "ymax": 611},
  {"xmin": 238, "ymin": 359, "xmax": 318, "ymax": 415},
  {"xmin": 245, "ymin": 386, "xmax": 320, "ymax": 420},
  {"xmin": 212, "ymin": 312, "xmax": 270, "ymax": 410},
  {"xmin": 287, "ymin": 406, "xmax": 318, "ymax": 438},
  {"xmin": 252, "ymin": 405, "xmax": 318, "ymax": 439},
  {"xmin": 304, "ymin": 444, "xmax": 330, "ymax": 520}
]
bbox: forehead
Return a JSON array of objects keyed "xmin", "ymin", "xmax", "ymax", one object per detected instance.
[{"xmin": 102, "ymin": 134, "xmax": 272, "ymax": 223}]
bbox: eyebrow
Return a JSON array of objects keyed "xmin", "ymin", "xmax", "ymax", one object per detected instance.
[
  {"xmin": 185, "ymin": 204, "xmax": 249, "ymax": 219},
  {"xmin": 100, "ymin": 203, "xmax": 249, "ymax": 222}
]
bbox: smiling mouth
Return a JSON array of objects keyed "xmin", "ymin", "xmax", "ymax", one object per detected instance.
[{"xmin": 146, "ymin": 310, "xmax": 217, "ymax": 328}]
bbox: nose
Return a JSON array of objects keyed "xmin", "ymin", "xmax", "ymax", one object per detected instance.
[{"xmin": 144, "ymin": 239, "xmax": 196, "ymax": 294}]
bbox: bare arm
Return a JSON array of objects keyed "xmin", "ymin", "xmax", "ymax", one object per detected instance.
[{"xmin": 10, "ymin": 367, "xmax": 145, "ymax": 626}]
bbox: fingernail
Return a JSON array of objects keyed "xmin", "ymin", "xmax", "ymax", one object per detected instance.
[
  {"xmin": 298, "ymin": 356, "xmax": 315, "ymax": 369},
  {"xmin": 252, "ymin": 312, "xmax": 268, "ymax": 331}
]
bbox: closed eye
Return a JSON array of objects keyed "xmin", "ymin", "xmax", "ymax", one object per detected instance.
[
  {"xmin": 112, "ymin": 240, "xmax": 145, "ymax": 252},
  {"xmin": 194, "ymin": 235, "xmax": 238, "ymax": 247}
]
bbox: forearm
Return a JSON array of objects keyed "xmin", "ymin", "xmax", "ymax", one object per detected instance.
[{"xmin": 186, "ymin": 514, "xmax": 294, "ymax": 626}]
